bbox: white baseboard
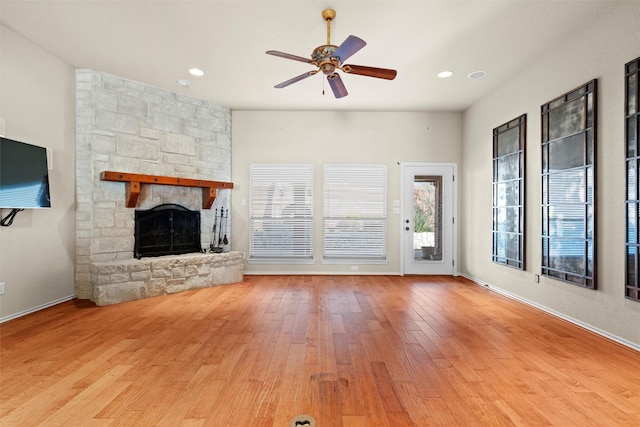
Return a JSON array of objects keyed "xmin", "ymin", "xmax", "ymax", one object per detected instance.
[
  {"xmin": 459, "ymin": 273, "xmax": 640, "ymax": 353},
  {"xmin": 0, "ymin": 295, "xmax": 76, "ymax": 324},
  {"xmin": 244, "ymin": 271, "xmax": 401, "ymax": 276}
]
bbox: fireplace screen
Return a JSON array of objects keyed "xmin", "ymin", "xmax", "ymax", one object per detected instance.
[{"xmin": 134, "ymin": 204, "xmax": 201, "ymax": 259}]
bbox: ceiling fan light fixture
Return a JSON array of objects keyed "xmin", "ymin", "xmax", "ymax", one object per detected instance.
[
  {"xmin": 321, "ymin": 63, "xmax": 336, "ymax": 75},
  {"xmin": 437, "ymin": 70, "xmax": 453, "ymax": 78}
]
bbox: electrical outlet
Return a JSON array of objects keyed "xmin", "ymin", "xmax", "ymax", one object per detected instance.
[
  {"xmin": 351, "ymin": 266, "xmax": 358, "ymax": 271},
  {"xmin": 0, "ymin": 282, "xmax": 5, "ymax": 295}
]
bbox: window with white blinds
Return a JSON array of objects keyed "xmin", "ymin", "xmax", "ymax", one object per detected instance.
[
  {"xmin": 323, "ymin": 164, "xmax": 387, "ymax": 260},
  {"xmin": 249, "ymin": 164, "xmax": 313, "ymax": 260}
]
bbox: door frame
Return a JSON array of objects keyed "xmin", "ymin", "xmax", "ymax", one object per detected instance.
[{"xmin": 400, "ymin": 162, "xmax": 458, "ymax": 276}]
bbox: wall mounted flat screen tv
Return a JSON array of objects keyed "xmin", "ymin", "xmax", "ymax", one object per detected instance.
[{"xmin": 0, "ymin": 137, "xmax": 51, "ymax": 209}]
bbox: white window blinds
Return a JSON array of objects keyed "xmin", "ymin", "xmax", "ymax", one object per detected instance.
[
  {"xmin": 323, "ymin": 164, "xmax": 387, "ymax": 260},
  {"xmin": 249, "ymin": 164, "xmax": 313, "ymax": 260}
]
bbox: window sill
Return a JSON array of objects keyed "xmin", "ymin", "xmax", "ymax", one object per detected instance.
[
  {"xmin": 247, "ymin": 257, "xmax": 315, "ymax": 265},
  {"xmin": 321, "ymin": 258, "xmax": 388, "ymax": 265}
]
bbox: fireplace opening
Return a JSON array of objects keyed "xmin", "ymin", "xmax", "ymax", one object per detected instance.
[{"xmin": 134, "ymin": 204, "xmax": 202, "ymax": 259}]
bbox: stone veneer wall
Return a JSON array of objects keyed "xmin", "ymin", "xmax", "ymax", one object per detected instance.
[{"xmin": 75, "ymin": 69, "xmax": 235, "ymax": 302}]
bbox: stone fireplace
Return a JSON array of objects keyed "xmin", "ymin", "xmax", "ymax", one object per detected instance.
[{"xmin": 75, "ymin": 69, "xmax": 243, "ymax": 306}]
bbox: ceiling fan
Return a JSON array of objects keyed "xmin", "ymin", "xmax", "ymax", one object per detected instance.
[{"xmin": 266, "ymin": 9, "xmax": 397, "ymax": 98}]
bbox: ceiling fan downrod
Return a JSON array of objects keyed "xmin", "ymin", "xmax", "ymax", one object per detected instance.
[{"xmin": 322, "ymin": 9, "xmax": 336, "ymax": 45}]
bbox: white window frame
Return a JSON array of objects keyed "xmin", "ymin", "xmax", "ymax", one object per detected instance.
[
  {"xmin": 322, "ymin": 164, "xmax": 387, "ymax": 263},
  {"xmin": 249, "ymin": 163, "xmax": 314, "ymax": 263}
]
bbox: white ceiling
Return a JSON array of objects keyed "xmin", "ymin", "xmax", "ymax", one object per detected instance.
[{"xmin": 1, "ymin": 0, "xmax": 617, "ymax": 112}]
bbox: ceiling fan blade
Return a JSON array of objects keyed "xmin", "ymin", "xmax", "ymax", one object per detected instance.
[
  {"xmin": 332, "ymin": 35, "xmax": 366, "ymax": 63},
  {"xmin": 266, "ymin": 50, "xmax": 312, "ymax": 64},
  {"xmin": 327, "ymin": 73, "xmax": 348, "ymax": 98},
  {"xmin": 274, "ymin": 71, "xmax": 316, "ymax": 88},
  {"xmin": 342, "ymin": 64, "xmax": 397, "ymax": 80}
]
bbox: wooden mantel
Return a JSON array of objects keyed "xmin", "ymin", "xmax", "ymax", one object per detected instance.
[{"xmin": 100, "ymin": 171, "xmax": 233, "ymax": 209}]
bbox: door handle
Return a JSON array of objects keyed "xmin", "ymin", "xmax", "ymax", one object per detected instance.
[{"xmin": 405, "ymin": 227, "xmax": 410, "ymax": 231}]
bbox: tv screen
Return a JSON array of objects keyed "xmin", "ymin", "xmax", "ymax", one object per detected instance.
[{"xmin": 0, "ymin": 137, "xmax": 52, "ymax": 209}]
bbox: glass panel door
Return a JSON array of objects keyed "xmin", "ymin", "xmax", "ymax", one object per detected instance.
[{"xmin": 402, "ymin": 164, "xmax": 455, "ymax": 275}]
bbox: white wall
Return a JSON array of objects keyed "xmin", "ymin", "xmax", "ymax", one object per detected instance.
[
  {"xmin": 0, "ymin": 26, "xmax": 76, "ymax": 320},
  {"xmin": 460, "ymin": 2, "xmax": 640, "ymax": 348},
  {"xmin": 231, "ymin": 110, "xmax": 462, "ymax": 274}
]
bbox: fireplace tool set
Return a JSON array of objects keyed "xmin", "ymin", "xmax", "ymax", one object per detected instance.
[{"xmin": 209, "ymin": 207, "xmax": 229, "ymax": 253}]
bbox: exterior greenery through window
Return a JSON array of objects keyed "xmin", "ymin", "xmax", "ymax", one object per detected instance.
[
  {"xmin": 414, "ymin": 184, "xmax": 437, "ymax": 234},
  {"xmin": 541, "ymin": 80, "xmax": 597, "ymax": 289},
  {"xmin": 413, "ymin": 176, "xmax": 443, "ymax": 260},
  {"xmin": 625, "ymin": 57, "xmax": 640, "ymax": 302},
  {"xmin": 492, "ymin": 115, "xmax": 526, "ymax": 269}
]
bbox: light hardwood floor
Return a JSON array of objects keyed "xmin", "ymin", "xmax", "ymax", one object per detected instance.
[{"xmin": 1, "ymin": 275, "xmax": 639, "ymax": 426}]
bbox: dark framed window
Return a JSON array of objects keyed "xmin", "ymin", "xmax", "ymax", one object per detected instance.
[
  {"xmin": 541, "ymin": 80, "xmax": 597, "ymax": 289},
  {"xmin": 492, "ymin": 114, "xmax": 526, "ymax": 269},
  {"xmin": 625, "ymin": 57, "xmax": 640, "ymax": 302}
]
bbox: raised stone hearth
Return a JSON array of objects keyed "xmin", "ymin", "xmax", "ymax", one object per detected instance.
[{"xmin": 90, "ymin": 252, "xmax": 244, "ymax": 306}]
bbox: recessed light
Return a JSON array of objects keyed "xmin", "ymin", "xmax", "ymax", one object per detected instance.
[
  {"xmin": 437, "ymin": 70, "xmax": 453, "ymax": 78},
  {"xmin": 176, "ymin": 79, "xmax": 190, "ymax": 87},
  {"xmin": 189, "ymin": 68, "xmax": 204, "ymax": 77},
  {"xmin": 468, "ymin": 70, "xmax": 487, "ymax": 79}
]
